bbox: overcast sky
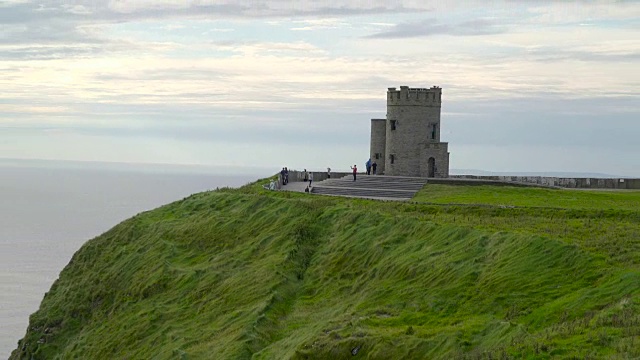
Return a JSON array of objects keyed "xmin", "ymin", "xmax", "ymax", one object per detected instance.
[{"xmin": 1, "ymin": 0, "xmax": 638, "ymax": 175}]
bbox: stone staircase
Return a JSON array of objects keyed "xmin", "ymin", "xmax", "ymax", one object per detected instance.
[{"xmin": 311, "ymin": 175, "xmax": 428, "ymax": 200}]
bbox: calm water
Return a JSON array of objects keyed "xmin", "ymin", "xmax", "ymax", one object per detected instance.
[{"xmin": 0, "ymin": 162, "xmax": 266, "ymax": 358}]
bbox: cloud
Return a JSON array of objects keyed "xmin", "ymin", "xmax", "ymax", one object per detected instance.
[
  {"xmin": 1, "ymin": 0, "xmax": 638, "ymax": 173},
  {"xmin": 0, "ymin": 1, "xmax": 435, "ymax": 32},
  {"xmin": 366, "ymin": 18, "xmax": 506, "ymax": 38},
  {"xmin": 210, "ymin": 40, "xmax": 326, "ymax": 55},
  {"xmin": 0, "ymin": 0, "xmax": 427, "ymax": 59},
  {"xmin": 290, "ymin": 18, "xmax": 351, "ymax": 31},
  {"xmin": 522, "ymin": 1, "xmax": 640, "ymax": 25},
  {"xmin": 62, "ymin": 4, "xmax": 93, "ymax": 15},
  {"xmin": 524, "ymin": 46, "xmax": 640, "ymax": 63}
]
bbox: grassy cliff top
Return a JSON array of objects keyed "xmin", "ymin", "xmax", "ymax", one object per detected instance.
[
  {"xmin": 11, "ymin": 178, "xmax": 640, "ymax": 359},
  {"xmin": 413, "ymin": 184, "xmax": 640, "ymax": 210}
]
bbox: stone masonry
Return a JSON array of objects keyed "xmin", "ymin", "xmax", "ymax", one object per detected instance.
[
  {"xmin": 370, "ymin": 86, "xmax": 450, "ymax": 177},
  {"xmin": 370, "ymin": 119, "xmax": 386, "ymax": 174}
]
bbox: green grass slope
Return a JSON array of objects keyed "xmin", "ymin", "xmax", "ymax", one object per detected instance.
[
  {"xmin": 413, "ymin": 184, "xmax": 640, "ymax": 210},
  {"xmin": 11, "ymin": 181, "xmax": 640, "ymax": 359}
]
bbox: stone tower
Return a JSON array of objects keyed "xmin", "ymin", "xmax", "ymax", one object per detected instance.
[{"xmin": 370, "ymin": 86, "xmax": 450, "ymax": 177}]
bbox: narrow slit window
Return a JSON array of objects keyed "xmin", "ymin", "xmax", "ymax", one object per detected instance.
[
  {"xmin": 390, "ymin": 154, "xmax": 395, "ymax": 164},
  {"xmin": 431, "ymin": 124, "xmax": 437, "ymax": 140},
  {"xmin": 391, "ymin": 120, "xmax": 397, "ymax": 131},
  {"xmin": 375, "ymin": 153, "xmax": 380, "ymax": 160}
]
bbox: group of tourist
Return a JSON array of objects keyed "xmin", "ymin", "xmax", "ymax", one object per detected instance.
[
  {"xmin": 280, "ymin": 167, "xmax": 289, "ymax": 185},
  {"xmin": 365, "ymin": 159, "xmax": 378, "ymax": 175}
]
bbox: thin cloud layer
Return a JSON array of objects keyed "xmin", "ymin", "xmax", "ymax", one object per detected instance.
[
  {"xmin": 366, "ymin": 19, "xmax": 506, "ymax": 38},
  {"xmin": 0, "ymin": 0, "xmax": 638, "ymax": 174}
]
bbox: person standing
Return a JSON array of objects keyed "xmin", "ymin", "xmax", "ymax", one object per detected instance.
[
  {"xmin": 372, "ymin": 161, "xmax": 377, "ymax": 175},
  {"xmin": 284, "ymin": 167, "xmax": 289, "ymax": 185},
  {"xmin": 327, "ymin": 167, "xmax": 331, "ymax": 179},
  {"xmin": 303, "ymin": 169, "xmax": 308, "ymax": 182},
  {"xmin": 366, "ymin": 158, "xmax": 371, "ymax": 175},
  {"xmin": 309, "ymin": 171, "xmax": 313, "ymax": 187},
  {"xmin": 350, "ymin": 164, "xmax": 357, "ymax": 181}
]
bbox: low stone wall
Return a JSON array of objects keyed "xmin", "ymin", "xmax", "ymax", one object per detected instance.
[
  {"xmin": 450, "ymin": 175, "xmax": 640, "ymax": 190},
  {"xmin": 278, "ymin": 170, "xmax": 355, "ymax": 186},
  {"xmin": 427, "ymin": 178, "xmax": 546, "ymax": 188}
]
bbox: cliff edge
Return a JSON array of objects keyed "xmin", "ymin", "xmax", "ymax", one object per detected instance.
[{"xmin": 11, "ymin": 179, "xmax": 640, "ymax": 359}]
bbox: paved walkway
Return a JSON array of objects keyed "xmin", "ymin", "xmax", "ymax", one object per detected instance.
[{"xmin": 280, "ymin": 181, "xmax": 311, "ymax": 192}]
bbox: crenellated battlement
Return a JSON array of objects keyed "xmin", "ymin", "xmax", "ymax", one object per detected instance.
[{"xmin": 387, "ymin": 85, "xmax": 442, "ymax": 106}]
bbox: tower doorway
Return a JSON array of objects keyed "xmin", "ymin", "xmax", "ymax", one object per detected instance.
[{"xmin": 427, "ymin": 157, "xmax": 435, "ymax": 177}]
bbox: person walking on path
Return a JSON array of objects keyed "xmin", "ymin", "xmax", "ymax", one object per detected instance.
[
  {"xmin": 372, "ymin": 161, "xmax": 377, "ymax": 175},
  {"xmin": 366, "ymin": 159, "xmax": 371, "ymax": 175},
  {"xmin": 303, "ymin": 169, "xmax": 308, "ymax": 182},
  {"xmin": 327, "ymin": 167, "xmax": 331, "ymax": 179},
  {"xmin": 309, "ymin": 171, "xmax": 313, "ymax": 187},
  {"xmin": 350, "ymin": 164, "xmax": 358, "ymax": 181}
]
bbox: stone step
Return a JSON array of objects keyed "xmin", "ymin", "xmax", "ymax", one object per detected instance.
[
  {"xmin": 315, "ymin": 182, "xmax": 425, "ymax": 191},
  {"xmin": 321, "ymin": 176, "xmax": 426, "ymax": 183},
  {"xmin": 313, "ymin": 185, "xmax": 419, "ymax": 193},
  {"xmin": 319, "ymin": 177, "xmax": 426, "ymax": 188},
  {"xmin": 303, "ymin": 174, "xmax": 429, "ymax": 201},
  {"xmin": 336, "ymin": 175, "xmax": 429, "ymax": 183},
  {"xmin": 327, "ymin": 179, "xmax": 427, "ymax": 186},
  {"xmin": 312, "ymin": 186, "xmax": 414, "ymax": 200}
]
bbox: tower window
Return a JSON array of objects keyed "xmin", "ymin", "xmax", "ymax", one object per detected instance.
[
  {"xmin": 390, "ymin": 154, "xmax": 395, "ymax": 164},
  {"xmin": 375, "ymin": 153, "xmax": 380, "ymax": 160},
  {"xmin": 390, "ymin": 120, "xmax": 397, "ymax": 131},
  {"xmin": 431, "ymin": 124, "xmax": 437, "ymax": 140}
]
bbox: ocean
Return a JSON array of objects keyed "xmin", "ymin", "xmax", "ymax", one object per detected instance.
[{"xmin": 0, "ymin": 160, "xmax": 268, "ymax": 358}]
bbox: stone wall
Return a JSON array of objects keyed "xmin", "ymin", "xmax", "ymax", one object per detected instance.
[
  {"xmin": 384, "ymin": 86, "xmax": 446, "ymax": 177},
  {"xmin": 370, "ymin": 119, "xmax": 386, "ymax": 175},
  {"xmin": 451, "ymin": 175, "xmax": 640, "ymax": 189},
  {"xmin": 419, "ymin": 142, "xmax": 450, "ymax": 178},
  {"xmin": 282, "ymin": 170, "xmax": 354, "ymax": 184}
]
